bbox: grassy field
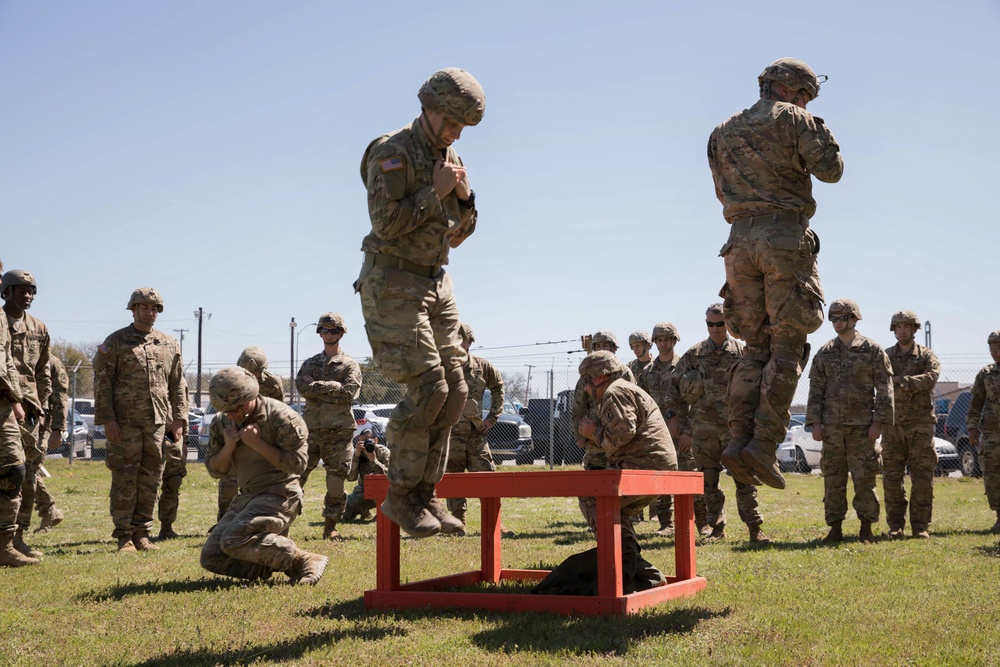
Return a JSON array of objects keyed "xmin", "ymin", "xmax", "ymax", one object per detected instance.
[{"xmin": 3, "ymin": 459, "xmax": 1000, "ymax": 667}]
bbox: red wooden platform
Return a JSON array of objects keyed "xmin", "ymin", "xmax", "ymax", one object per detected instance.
[{"xmin": 364, "ymin": 469, "xmax": 706, "ymax": 616}]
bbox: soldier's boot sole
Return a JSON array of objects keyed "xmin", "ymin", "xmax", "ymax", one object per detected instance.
[
  {"xmin": 288, "ymin": 550, "xmax": 329, "ymax": 585},
  {"xmin": 34, "ymin": 508, "xmax": 65, "ymax": 534},
  {"xmin": 721, "ymin": 441, "xmax": 761, "ymax": 487},
  {"xmin": 739, "ymin": 440, "xmax": 786, "ymax": 490},
  {"xmin": 380, "ymin": 489, "xmax": 440, "ymax": 539}
]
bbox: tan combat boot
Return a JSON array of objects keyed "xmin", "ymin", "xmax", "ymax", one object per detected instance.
[
  {"xmin": 322, "ymin": 517, "xmax": 340, "ymax": 540},
  {"xmin": 887, "ymin": 526, "xmax": 905, "ymax": 539},
  {"xmin": 748, "ymin": 524, "xmax": 772, "ymax": 545},
  {"xmin": 287, "ymin": 549, "xmax": 329, "ymax": 585},
  {"xmin": 13, "ymin": 528, "xmax": 42, "ymax": 558},
  {"xmin": 34, "ymin": 507, "xmax": 64, "ymax": 534},
  {"xmin": 707, "ymin": 523, "xmax": 726, "ymax": 541},
  {"xmin": 380, "ymin": 486, "xmax": 441, "ymax": 538},
  {"xmin": 416, "ymin": 482, "xmax": 464, "ymax": 535},
  {"xmin": 156, "ymin": 522, "xmax": 178, "ymax": 540},
  {"xmin": 117, "ymin": 535, "xmax": 137, "ymax": 553},
  {"xmin": 859, "ymin": 520, "xmax": 874, "ymax": 544},
  {"xmin": 699, "ymin": 524, "xmax": 715, "ymax": 539},
  {"xmin": 656, "ymin": 521, "xmax": 675, "ymax": 538},
  {"xmin": 912, "ymin": 527, "xmax": 930, "ymax": 539},
  {"xmin": 132, "ymin": 531, "xmax": 159, "ymax": 551},
  {"xmin": 0, "ymin": 533, "xmax": 39, "ymax": 567},
  {"xmin": 823, "ymin": 521, "xmax": 843, "ymax": 544},
  {"xmin": 739, "ymin": 439, "xmax": 786, "ymax": 490}
]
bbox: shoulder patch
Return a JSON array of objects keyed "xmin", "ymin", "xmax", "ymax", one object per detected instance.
[
  {"xmin": 98, "ymin": 344, "xmax": 110, "ymax": 355},
  {"xmin": 380, "ymin": 156, "xmax": 404, "ymax": 173}
]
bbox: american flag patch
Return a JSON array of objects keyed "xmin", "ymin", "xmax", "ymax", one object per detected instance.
[
  {"xmin": 380, "ymin": 157, "xmax": 403, "ymax": 172},
  {"xmin": 98, "ymin": 344, "xmax": 110, "ymax": 354}
]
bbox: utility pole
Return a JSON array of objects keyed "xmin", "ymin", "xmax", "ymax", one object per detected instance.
[
  {"xmin": 289, "ymin": 318, "xmax": 297, "ymax": 405},
  {"xmin": 172, "ymin": 328, "xmax": 188, "ymax": 359},
  {"xmin": 925, "ymin": 320, "xmax": 932, "ymax": 348},
  {"xmin": 525, "ymin": 364, "xmax": 535, "ymax": 403},
  {"xmin": 194, "ymin": 308, "xmax": 210, "ymax": 408}
]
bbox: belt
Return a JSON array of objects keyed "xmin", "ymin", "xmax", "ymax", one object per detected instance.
[
  {"xmin": 733, "ymin": 211, "xmax": 808, "ymax": 229},
  {"xmin": 365, "ymin": 253, "xmax": 440, "ymax": 278}
]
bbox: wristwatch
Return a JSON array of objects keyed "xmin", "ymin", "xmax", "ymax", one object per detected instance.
[{"xmin": 458, "ymin": 189, "xmax": 475, "ymax": 209}]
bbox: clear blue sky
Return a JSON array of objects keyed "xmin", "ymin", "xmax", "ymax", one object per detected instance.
[{"xmin": 2, "ymin": 0, "xmax": 997, "ymax": 396}]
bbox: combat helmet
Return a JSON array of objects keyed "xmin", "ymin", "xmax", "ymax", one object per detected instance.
[
  {"xmin": 889, "ymin": 310, "xmax": 921, "ymax": 331},
  {"xmin": 591, "ymin": 330, "xmax": 619, "ymax": 351},
  {"xmin": 988, "ymin": 331, "xmax": 1000, "ymax": 345},
  {"xmin": 1, "ymin": 270, "xmax": 37, "ymax": 298},
  {"xmin": 578, "ymin": 350, "xmax": 622, "ymax": 378},
  {"xmin": 209, "ymin": 367, "xmax": 260, "ymax": 412},
  {"xmin": 126, "ymin": 287, "xmax": 163, "ymax": 312},
  {"xmin": 316, "ymin": 313, "xmax": 346, "ymax": 334},
  {"xmin": 759, "ymin": 57, "xmax": 825, "ymax": 100},
  {"xmin": 828, "ymin": 299, "xmax": 862, "ymax": 320},
  {"xmin": 458, "ymin": 323, "xmax": 475, "ymax": 342},
  {"xmin": 418, "ymin": 68, "xmax": 486, "ymax": 126},
  {"xmin": 651, "ymin": 322, "xmax": 680, "ymax": 342},
  {"xmin": 237, "ymin": 346, "xmax": 269, "ymax": 374},
  {"xmin": 628, "ymin": 330, "xmax": 651, "ymax": 346}
]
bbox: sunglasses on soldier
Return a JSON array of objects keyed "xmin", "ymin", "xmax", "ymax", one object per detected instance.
[
  {"xmin": 705, "ymin": 321, "xmax": 726, "ymax": 328},
  {"xmin": 829, "ymin": 315, "xmax": 851, "ymax": 323},
  {"xmin": 318, "ymin": 327, "xmax": 342, "ymax": 335}
]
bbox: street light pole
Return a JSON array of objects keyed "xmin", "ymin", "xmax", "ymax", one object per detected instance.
[
  {"xmin": 194, "ymin": 308, "xmax": 210, "ymax": 408},
  {"xmin": 289, "ymin": 318, "xmax": 297, "ymax": 405},
  {"xmin": 294, "ymin": 323, "xmax": 317, "ymax": 405}
]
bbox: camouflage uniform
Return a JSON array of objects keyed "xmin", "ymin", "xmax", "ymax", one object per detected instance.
[
  {"xmin": 201, "ymin": 395, "xmax": 314, "ymax": 581},
  {"xmin": 0, "ymin": 315, "xmax": 25, "ymax": 543},
  {"xmin": 93, "ymin": 325, "xmax": 187, "ymax": 540},
  {"xmin": 218, "ymin": 368, "xmax": 284, "ymax": 520},
  {"xmin": 296, "ymin": 350, "xmax": 362, "ymax": 520},
  {"xmin": 627, "ymin": 357, "xmax": 652, "ymax": 383},
  {"xmin": 807, "ymin": 334, "xmax": 894, "ymax": 527},
  {"xmin": 638, "ymin": 352, "xmax": 680, "ymax": 526},
  {"xmin": 968, "ymin": 345, "xmax": 1000, "ymax": 521},
  {"xmin": 708, "ymin": 60, "xmax": 843, "ymax": 484},
  {"xmin": 343, "ymin": 440, "xmax": 390, "ymax": 521},
  {"xmin": 446, "ymin": 354, "xmax": 503, "ymax": 518},
  {"xmin": 883, "ymin": 342, "xmax": 940, "ymax": 535},
  {"xmin": 666, "ymin": 337, "xmax": 759, "ymax": 533},
  {"xmin": 573, "ymin": 365, "xmax": 637, "ymax": 471},
  {"xmin": 156, "ymin": 426, "xmax": 187, "ymax": 528},
  {"xmin": 34, "ymin": 355, "xmax": 67, "ymax": 520},
  {"xmin": 6, "ymin": 311, "xmax": 52, "ymax": 534}
]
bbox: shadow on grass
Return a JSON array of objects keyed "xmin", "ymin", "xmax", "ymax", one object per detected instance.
[
  {"xmin": 975, "ymin": 542, "xmax": 1000, "ymax": 558},
  {"xmin": 75, "ymin": 577, "xmax": 263, "ymax": 602}
]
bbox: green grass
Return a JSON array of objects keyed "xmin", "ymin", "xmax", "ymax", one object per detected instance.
[{"xmin": 4, "ymin": 461, "xmax": 1000, "ymax": 666}]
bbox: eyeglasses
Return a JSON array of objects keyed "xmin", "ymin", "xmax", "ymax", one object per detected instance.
[
  {"xmin": 318, "ymin": 327, "xmax": 342, "ymax": 335},
  {"xmin": 706, "ymin": 321, "xmax": 726, "ymax": 328},
  {"xmin": 829, "ymin": 315, "xmax": 851, "ymax": 323}
]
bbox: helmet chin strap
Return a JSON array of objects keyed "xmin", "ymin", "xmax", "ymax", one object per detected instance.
[{"xmin": 420, "ymin": 109, "xmax": 448, "ymax": 149}]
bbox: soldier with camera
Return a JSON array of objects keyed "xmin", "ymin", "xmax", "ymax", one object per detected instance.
[{"xmin": 343, "ymin": 428, "xmax": 390, "ymax": 522}]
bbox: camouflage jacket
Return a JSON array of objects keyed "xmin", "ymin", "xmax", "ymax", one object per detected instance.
[
  {"xmin": 665, "ymin": 337, "xmax": 744, "ymax": 434},
  {"xmin": 886, "ymin": 343, "xmax": 940, "ymax": 424},
  {"xmin": 347, "ymin": 440, "xmax": 390, "ymax": 484},
  {"xmin": 48, "ymin": 356, "xmax": 69, "ymax": 431},
  {"xmin": 258, "ymin": 369, "xmax": 285, "ymax": 402},
  {"xmin": 459, "ymin": 354, "xmax": 503, "ymax": 431},
  {"xmin": 93, "ymin": 325, "xmax": 187, "ymax": 427},
  {"xmin": 627, "ymin": 357, "xmax": 652, "ymax": 383},
  {"xmin": 295, "ymin": 351, "xmax": 362, "ymax": 431},
  {"xmin": 360, "ymin": 118, "xmax": 477, "ymax": 267},
  {"xmin": 968, "ymin": 363, "xmax": 1000, "ymax": 433},
  {"xmin": 708, "ymin": 98, "xmax": 844, "ymax": 223},
  {"xmin": 573, "ymin": 364, "xmax": 636, "ymax": 447},
  {"xmin": 205, "ymin": 397, "xmax": 308, "ymax": 498},
  {"xmin": 0, "ymin": 316, "xmax": 23, "ymax": 409},
  {"xmin": 638, "ymin": 354, "xmax": 679, "ymax": 417},
  {"xmin": 6, "ymin": 312, "xmax": 51, "ymax": 415},
  {"xmin": 806, "ymin": 334, "xmax": 894, "ymax": 427},
  {"xmin": 594, "ymin": 379, "xmax": 676, "ymax": 471}
]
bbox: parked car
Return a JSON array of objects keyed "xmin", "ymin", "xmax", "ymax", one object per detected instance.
[
  {"xmin": 70, "ymin": 398, "xmax": 96, "ymax": 431},
  {"xmin": 521, "ymin": 391, "xmax": 581, "ymax": 465},
  {"xmin": 941, "ymin": 391, "xmax": 980, "ymax": 477},
  {"xmin": 777, "ymin": 423, "xmax": 821, "ymax": 473},
  {"xmin": 57, "ymin": 411, "xmax": 90, "ymax": 458},
  {"xmin": 90, "ymin": 424, "xmax": 107, "ymax": 460},
  {"xmin": 356, "ymin": 403, "xmax": 394, "ymax": 431},
  {"xmin": 481, "ymin": 389, "xmax": 533, "ymax": 464}
]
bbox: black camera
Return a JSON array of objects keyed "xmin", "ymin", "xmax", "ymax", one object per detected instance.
[{"xmin": 363, "ymin": 439, "xmax": 376, "ymax": 453}]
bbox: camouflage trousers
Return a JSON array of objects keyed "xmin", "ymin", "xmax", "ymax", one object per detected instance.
[
  {"xmin": 105, "ymin": 422, "xmax": 165, "ymax": 538},
  {"xmin": 157, "ymin": 435, "xmax": 187, "ymax": 524},
  {"xmin": 300, "ymin": 426, "xmax": 354, "ymax": 520},
  {"xmin": 445, "ymin": 426, "xmax": 496, "ymax": 516},
  {"xmin": 16, "ymin": 417, "xmax": 43, "ymax": 531},
  {"xmin": 721, "ymin": 216, "xmax": 824, "ymax": 447},
  {"xmin": 343, "ymin": 478, "xmax": 375, "ymax": 521},
  {"xmin": 652, "ymin": 444, "xmax": 709, "ymax": 529},
  {"xmin": 578, "ymin": 443, "xmax": 607, "ymax": 530},
  {"xmin": 217, "ymin": 473, "xmax": 238, "ymax": 521},
  {"xmin": 357, "ymin": 263, "xmax": 467, "ymax": 492},
  {"xmin": 0, "ymin": 408, "xmax": 25, "ymax": 536},
  {"xmin": 34, "ymin": 424, "xmax": 58, "ymax": 517},
  {"xmin": 200, "ymin": 489, "xmax": 301, "ymax": 581},
  {"xmin": 693, "ymin": 427, "xmax": 761, "ymax": 527},
  {"xmin": 820, "ymin": 424, "xmax": 881, "ymax": 525},
  {"xmin": 881, "ymin": 423, "xmax": 936, "ymax": 532},
  {"xmin": 979, "ymin": 431, "xmax": 1000, "ymax": 512}
]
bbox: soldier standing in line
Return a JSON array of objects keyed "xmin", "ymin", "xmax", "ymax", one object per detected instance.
[
  {"xmin": 295, "ymin": 313, "xmax": 362, "ymax": 540},
  {"xmin": 343, "ymin": 427, "xmax": 390, "ymax": 522},
  {"xmin": 882, "ymin": 311, "xmax": 941, "ymax": 539},
  {"xmin": 638, "ymin": 322, "xmax": 683, "ymax": 536},
  {"xmin": 356, "ymin": 68, "xmax": 484, "ymax": 538},
  {"xmin": 200, "ymin": 367, "xmax": 327, "ymax": 584},
  {"xmin": 154, "ymin": 424, "xmax": 186, "ymax": 540},
  {"xmin": 34, "ymin": 351, "xmax": 68, "ymax": 533},
  {"xmin": 213, "ymin": 346, "xmax": 286, "ymax": 521},
  {"xmin": 708, "ymin": 58, "xmax": 844, "ymax": 491},
  {"xmin": 3, "ymin": 270, "xmax": 53, "ymax": 559},
  {"xmin": 666, "ymin": 304, "xmax": 768, "ymax": 543},
  {"xmin": 93, "ymin": 288, "xmax": 187, "ymax": 552},
  {"xmin": 0, "ymin": 259, "xmax": 35, "ymax": 567},
  {"xmin": 627, "ymin": 331, "xmax": 654, "ymax": 381},
  {"xmin": 806, "ymin": 300, "xmax": 893, "ymax": 544},
  {"xmin": 967, "ymin": 331, "xmax": 1000, "ymax": 533}
]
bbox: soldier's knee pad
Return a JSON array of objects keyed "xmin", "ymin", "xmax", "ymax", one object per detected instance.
[
  {"xmin": 163, "ymin": 474, "xmax": 184, "ymax": 494},
  {"xmin": 405, "ymin": 367, "xmax": 449, "ymax": 427},
  {"xmin": 771, "ymin": 335, "xmax": 807, "ymax": 367},
  {"xmin": 0, "ymin": 464, "xmax": 26, "ymax": 497},
  {"xmin": 441, "ymin": 368, "xmax": 468, "ymax": 426},
  {"xmin": 702, "ymin": 467, "xmax": 721, "ymax": 489}
]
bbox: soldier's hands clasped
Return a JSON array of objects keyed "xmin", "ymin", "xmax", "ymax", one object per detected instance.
[{"xmin": 432, "ymin": 160, "xmax": 466, "ymax": 199}]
